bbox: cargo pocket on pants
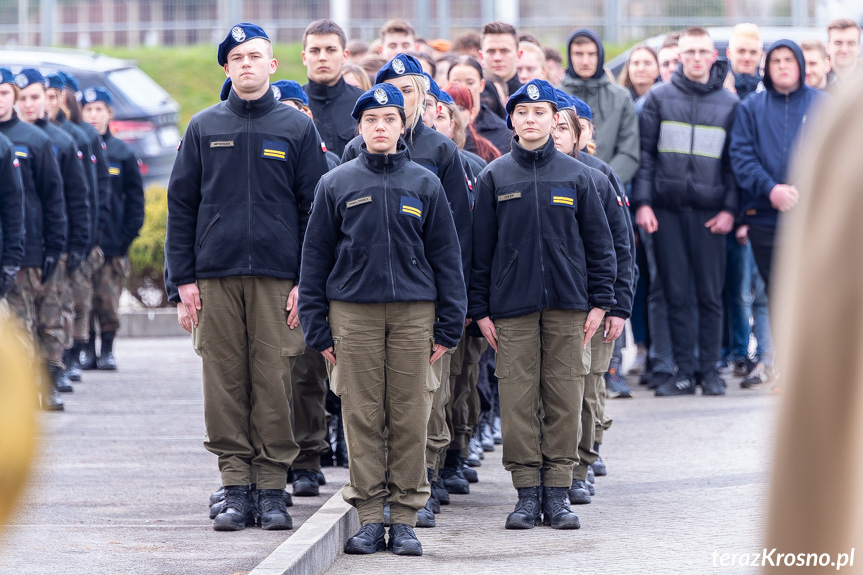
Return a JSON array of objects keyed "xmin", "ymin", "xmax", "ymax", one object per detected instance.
[
  {"xmin": 192, "ymin": 284, "xmax": 205, "ymax": 355},
  {"xmin": 493, "ymin": 325, "xmax": 509, "ymax": 379},
  {"xmin": 424, "ymin": 336, "xmax": 440, "ymax": 393},
  {"xmin": 327, "ymin": 332, "xmax": 346, "ymax": 397}
]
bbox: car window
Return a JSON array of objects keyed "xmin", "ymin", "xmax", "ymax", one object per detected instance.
[{"xmin": 107, "ymin": 67, "xmax": 172, "ymax": 110}]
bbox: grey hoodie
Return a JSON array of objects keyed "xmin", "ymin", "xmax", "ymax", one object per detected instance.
[{"xmin": 560, "ymin": 29, "xmax": 640, "ymax": 183}]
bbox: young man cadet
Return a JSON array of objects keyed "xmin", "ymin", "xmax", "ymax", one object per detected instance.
[
  {"xmin": 379, "ymin": 19, "xmax": 419, "ymax": 60},
  {"xmin": 45, "ymin": 72, "xmax": 108, "ymax": 383},
  {"xmin": 166, "ymin": 23, "xmax": 329, "ymax": 532},
  {"xmin": 561, "ymin": 28, "xmax": 640, "ymax": 183},
  {"xmin": 81, "ymin": 87, "xmax": 143, "ymax": 372},
  {"xmin": 480, "ymin": 21, "xmax": 523, "ymax": 118},
  {"xmin": 301, "ymin": 19, "xmax": 364, "ymax": 159},
  {"xmin": 730, "ymin": 39, "xmax": 823, "ymax": 389},
  {"xmin": 801, "ymin": 39, "xmax": 833, "ymax": 90},
  {"xmin": 17, "ymin": 69, "xmax": 91, "ymax": 393},
  {"xmin": 0, "ymin": 130, "xmax": 25, "ymax": 321},
  {"xmin": 633, "ymin": 27, "xmax": 739, "ymax": 397},
  {"xmin": 470, "ymin": 79, "xmax": 616, "ymax": 530},
  {"xmin": 0, "ymin": 67, "xmax": 67, "ymax": 411},
  {"xmin": 826, "ymin": 18, "xmax": 861, "ymax": 85},
  {"xmin": 726, "ymin": 23, "xmax": 764, "ymax": 99}
]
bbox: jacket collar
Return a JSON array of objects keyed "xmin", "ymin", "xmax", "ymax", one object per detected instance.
[
  {"xmin": 0, "ymin": 111, "xmax": 20, "ymax": 129},
  {"xmin": 226, "ymin": 87, "xmax": 279, "ymax": 118},
  {"xmin": 475, "ymin": 105, "xmax": 507, "ymax": 130},
  {"xmin": 510, "ymin": 135, "xmax": 557, "ymax": 169},
  {"xmin": 34, "ymin": 117, "xmax": 49, "ymax": 129},
  {"xmin": 306, "ymin": 76, "xmax": 347, "ymax": 101},
  {"xmin": 405, "ymin": 120, "xmax": 425, "ymax": 141},
  {"xmin": 671, "ymin": 59, "xmax": 729, "ymax": 95},
  {"xmin": 359, "ymin": 140, "xmax": 409, "ymax": 173}
]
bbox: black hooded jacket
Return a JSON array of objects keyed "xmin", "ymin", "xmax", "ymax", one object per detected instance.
[
  {"xmin": 303, "ymin": 77, "xmax": 364, "ymax": 159},
  {"xmin": 0, "ymin": 132, "xmax": 25, "ymax": 268},
  {"xmin": 632, "ymin": 60, "xmax": 739, "ymax": 214}
]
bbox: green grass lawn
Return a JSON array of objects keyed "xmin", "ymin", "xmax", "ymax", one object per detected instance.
[{"xmin": 94, "ymin": 43, "xmax": 308, "ymax": 131}]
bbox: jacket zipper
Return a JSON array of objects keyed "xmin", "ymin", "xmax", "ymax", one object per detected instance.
[
  {"xmin": 246, "ymin": 101, "xmax": 252, "ymax": 269},
  {"xmin": 533, "ymin": 151, "xmax": 547, "ymax": 307},
  {"xmin": 383, "ymin": 155, "xmax": 396, "ymax": 300}
]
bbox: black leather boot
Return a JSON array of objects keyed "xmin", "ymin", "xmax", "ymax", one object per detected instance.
[
  {"xmin": 543, "ymin": 486, "xmax": 581, "ymax": 529},
  {"xmin": 96, "ymin": 331, "xmax": 117, "ymax": 370},
  {"xmin": 505, "ymin": 486, "xmax": 542, "ymax": 529},
  {"xmin": 66, "ymin": 342, "xmax": 84, "ymax": 382},
  {"xmin": 80, "ymin": 331, "xmax": 97, "ymax": 370},
  {"xmin": 440, "ymin": 449, "xmax": 469, "ymax": 494},
  {"xmin": 212, "ymin": 485, "xmax": 254, "ymax": 531},
  {"xmin": 258, "ymin": 489, "xmax": 293, "ymax": 530}
]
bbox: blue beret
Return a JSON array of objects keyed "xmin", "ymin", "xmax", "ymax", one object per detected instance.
[
  {"xmin": 80, "ymin": 86, "xmax": 114, "ymax": 107},
  {"xmin": 505, "ymin": 79, "xmax": 558, "ymax": 129},
  {"xmin": 423, "ymin": 73, "xmax": 441, "ymax": 102},
  {"xmin": 45, "ymin": 73, "xmax": 65, "ymax": 91},
  {"xmin": 60, "ymin": 71, "xmax": 80, "ymax": 92},
  {"xmin": 14, "ymin": 68, "xmax": 47, "ymax": 90},
  {"xmin": 554, "ymin": 88, "xmax": 574, "ymax": 111},
  {"xmin": 217, "ymin": 23, "xmax": 270, "ymax": 67},
  {"xmin": 374, "ymin": 54, "xmax": 425, "ymax": 84},
  {"xmin": 0, "ymin": 68, "xmax": 14, "ymax": 86},
  {"xmin": 571, "ymin": 95, "xmax": 592, "ymax": 120},
  {"xmin": 219, "ymin": 78, "xmax": 232, "ymax": 101},
  {"xmin": 438, "ymin": 89, "xmax": 454, "ymax": 106},
  {"xmin": 271, "ymin": 80, "xmax": 308, "ymax": 106},
  {"xmin": 351, "ymin": 83, "xmax": 405, "ymax": 121}
]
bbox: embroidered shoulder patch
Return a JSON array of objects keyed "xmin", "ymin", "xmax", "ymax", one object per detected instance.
[
  {"xmin": 262, "ymin": 139, "xmax": 288, "ymax": 161},
  {"xmin": 13, "ymin": 145, "xmax": 28, "ymax": 159},
  {"xmin": 108, "ymin": 162, "xmax": 121, "ymax": 176},
  {"xmin": 399, "ymin": 196, "xmax": 423, "ymax": 220}
]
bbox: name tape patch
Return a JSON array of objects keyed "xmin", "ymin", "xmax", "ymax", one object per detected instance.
[
  {"xmin": 399, "ymin": 196, "xmax": 423, "ymax": 220},
  {"xmin": 346, "ymin": 196, "xmax": 372, "ymax": 208},
  {"xmin": 262, "ymin": 139, "xmax": 288, "ymax": 161},
  {"xmin": 498, "ymin": 192, "xmax": 522, "ymax": 202},
  {"xmin": 210, "ymin": 140, "xmax": 235, "ymax": 148}
]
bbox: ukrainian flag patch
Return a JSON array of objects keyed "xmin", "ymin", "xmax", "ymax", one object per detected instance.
[
  {"xmin": 108, "ymin": 162, "xmax": 121, "ymax": 177},
  {"xmin": 400, "ymin": 196, "xmax": 423, "ymax": 220},
  {"xmin": 550, "ymin": 187, "xmax": 575, "ymax": 208},
  {"xmin": 13, "ymin": 145, "xmax": 28, "ymax": 159},
  {"xmin": 262, "ymin": 139, "xmax": 288, "ymax": 162}
]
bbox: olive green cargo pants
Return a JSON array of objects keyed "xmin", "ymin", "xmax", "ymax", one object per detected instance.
[
  {"xmin": 193, "ymin": 276, "xmax": 304, "ymax": 490},
  {"xmin": 574, "ymin": 329, "xmax": 613, "ymax": 481},
  {"xmin": 495, "ymin": 309, "xmax": 590, "ymax": 489},
  {"xmin": 290, "ymin": 346, "xmax": 330, "ymax": 471},
  {"xmin": 327, "ymin": 300, "xmax": 436, "ymax": 527},
  {"xmin": 448, "ymin": 335, "xmax": 485, "ymax": 459}
]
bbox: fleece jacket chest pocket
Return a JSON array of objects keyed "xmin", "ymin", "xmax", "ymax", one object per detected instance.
[{"xmin": 550, "ymin": 187, "xmax": 576, "ymax": 209}]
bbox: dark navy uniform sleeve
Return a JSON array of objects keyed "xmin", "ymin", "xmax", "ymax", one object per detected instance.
[
  {"xmin": 166, "ymin": 120, "xmax": 203, "ymax": 287},
  {"xmin": 339, "ymin": 135, "xmax": 362, "ymax": 164},
  {"xmin": 423, "ymin": 181, "xmax": 467, "ymax": 348},
  {"xmin": 295, "ymin": 119, "xmax": 330, "ymax": 249},
  {"xmin": 34, "ymin": 139, "xmax": 67, "ymax": 259},
  {"xmin": 438, "ymin": 144, "xmax": 473, "ymax": 290},
  {"xmin": 57, "ymin": 141, "xmax": 91, "ymax": 256},
  {"xmin": 594, "ymin": 173, "xmax": 633, "ymax": 319},
  {"xmin": 0, "ymin": 146, "xmax": 24, "ymax": 267},
  {"xmin": 577, "ymin": 175, "xmax": 616, "ymax": 310},
  {"xmin": 119, "ymin": 149, "xmax": 144, "ymax": 253},
  {"xmin": 298, "ymin": 178, "xmax": 339, "ymax": 352},
  {"xmin": 467, "ymin": 169, "xmax": 497, "ymax": 320}
]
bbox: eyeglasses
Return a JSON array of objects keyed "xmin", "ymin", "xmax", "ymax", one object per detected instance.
[
  {"xmin": 682, "ymin": 50, "xmax": 713, "ymax": 58},
  {"xmin": 660, "ymin": 59, "xmax": 679, "ymax": 69}
]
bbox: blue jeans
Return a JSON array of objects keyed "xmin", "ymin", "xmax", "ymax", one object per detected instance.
[{"xmin": 725, "ymin": 237, "xmax": 773, "ymax": 364}]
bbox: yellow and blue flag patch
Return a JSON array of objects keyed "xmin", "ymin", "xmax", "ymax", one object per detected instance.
[
  {"xmin": 108, "ymin": 162, "xmax": 121, "ymax": 177},
  {"xmin": 13, "ymin": 145, "xmax": 28, "ymax": 159},
  {"xmin": 262, "ymin": 139, "xmax": 288, "ymax": 162},
  {"xmin": 550, "ymin": 187, "xmax": 575, "ymax": 208},
  {"xmin": 400, "ymin": 196, "xmax": 423, "ymax": 220}
]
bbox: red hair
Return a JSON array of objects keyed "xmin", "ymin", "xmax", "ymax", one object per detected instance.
[{"xmin": 443, "ymin": 83, "xmax": 501, "ymax": 162}]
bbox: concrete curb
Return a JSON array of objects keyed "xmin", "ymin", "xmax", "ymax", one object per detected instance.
[{"xmin": 249, "ymin": 488, "xmax": 358, "ymax": 575}]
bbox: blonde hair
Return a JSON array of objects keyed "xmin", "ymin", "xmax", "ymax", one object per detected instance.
[
  {"xmin": 384, "ymin": 74, "xmax": 426, "ymax": 140},
  {"xmin": 342, "ymin": 63, "xmax": 372, "ymax": 91},
  {"xmin": 519, "ymin": 41, "xmax": 546, "ymax": 63},
  {"xmin": 440, "ymin": 101, "xmax": 467, "ymax": 149},
  {"xmin": 729, "ymin": 23, "xmax": 762, "ymax": 50}
]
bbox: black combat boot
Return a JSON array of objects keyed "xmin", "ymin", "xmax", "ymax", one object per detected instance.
[
  {"xmin": 568, "ymin": 479, "xmax": 592, "ymax": 505},
  {"xmin": 591, "ymin": 442, "xmax": 607, "ymax": 476},
  {"xmin": 344, "ymin": 523, "xmax": 386, "ymax": 554},
  {"xmin": 426, "ymin": 468, "xmax": 440, "ymax": 514},
  {"xmin": 80, "ymin": 332, "xmax": 97, "ymax": 370},
  {"xmin": 42, "ymin": 367, "xmax": 65, "ymax": 412},
  {"xmin": 388, "ymin": 523, "xmax": 423, "ymax": 556},
  {"xmin": 212, "ymin": 485, "xmax": 254, "ymax": 531},
  {"xmin": 292, "ymin": 469, "xmax": 320, "ymax": 497},
  {"xmin": 66, "ymin": 342, "xmax": 84, "ymax": 382},
  {"xmin": 53, "ymin": 364, "xmax": 74, "ymax": 393},
  {"xmin": 543, "ymin": 486, "xmax": 581, "ymax": 529},
  {"xmin": 334, "ymin": 412, "xmax": 349, "ymax": 467},
  {"xmin": 432, "ymin": 476, "xmax": 449, "ymax": 506},
  {"xmin": 416, "ymin": 497, "xmax": 436, "ymax": 528},
  {"xmin": 258, "ymin": 489, "xmax": 293, "ymax": 530},
  {"xmin": 505, "ymin": 486, "xmax": 542, "ymax": 529},
  {"xmin": 440, "ymin": 449, "xmax": 469, "ymax": 494},
  {"xmin": 210, "ymin": 485, "xmax": 291, "ymax": 519},
  {"xmin": 461, "ymin": 459, "xmax": 478, "ymax": 483},
  {"xmin": 96, "ymin": 331, "xmax": 117, "ymax": 370}
]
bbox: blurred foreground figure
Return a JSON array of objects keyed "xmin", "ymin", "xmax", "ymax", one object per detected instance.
[{"xmin": 765, "ymin": 70, "xmax": 863, "ymax": 571}]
